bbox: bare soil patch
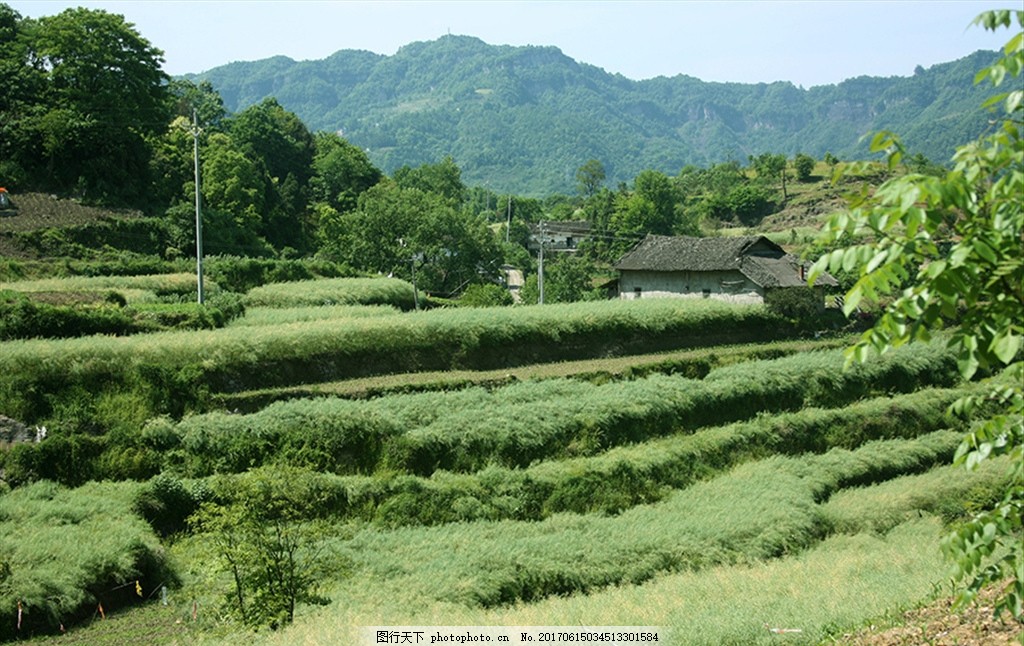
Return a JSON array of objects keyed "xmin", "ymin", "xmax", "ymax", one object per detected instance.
[
  {"xmin": 0, "ymin": 192, "xmax": 143, "ymax": 234},
  {"xmin": 838, "ymin": 586, "xmax": 1023, "ymax": 645}
]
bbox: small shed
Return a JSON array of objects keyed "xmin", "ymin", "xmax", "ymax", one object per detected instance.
[
  {"xmin": 527, "ymin": 221, "xmax": 591, "ymax": 253},
  {"xmin": 614, "ymin": 234, "xmax": 837, "ymax": 304}
]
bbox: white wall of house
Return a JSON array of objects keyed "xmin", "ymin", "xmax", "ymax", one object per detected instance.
[{"xmin": 618, "ymin": 270, "xmax": 765, "ymax": 304}]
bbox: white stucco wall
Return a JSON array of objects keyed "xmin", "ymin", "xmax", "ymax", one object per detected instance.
[{"xmin": 618, "ymin": 270, "xmax": 765, "ymax": 304}]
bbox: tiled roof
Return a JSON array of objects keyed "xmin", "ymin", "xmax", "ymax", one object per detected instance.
[
  {"xmin": 614, "ymin": 234, "xmax": 838, "ymax": 288},
  {"xmin": 614, "ymin": 235, "xmax": 780, "ymax": 271}
]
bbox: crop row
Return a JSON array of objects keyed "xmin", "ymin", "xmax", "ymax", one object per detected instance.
[
  {"xmin": 163, "ymin": 341, "xmax": 959, "ymax": 479},
  {"xmin": 3, "ymin": 428, "xmax": 992, "ymax": 641},
  {"xmin": 243, "ymin": 277, "xmax": 416, "ymax": 309},
  {"xmin": 0, "ymin": 299, "xmax": 804, "ymax": 427},
  {"xmin": 0, "ymin": 341, "xmax": 958, "ymax": 489},
  {"xmin": 0, "ymin": 480, "xmax": 172, "ymax": 641},
  {"xmin": 318, "ymin": 431, "xmax": 974, "ymax": 609},
  {"xmin": 214, "ymin": 336, "xmax": 847, "ymax": 412},
  {"xmin": 132, "ymin": 385, "xmax": 972, "ymax": 538},
  {"xmin": 0, "ymin": 272, "xmax": 207, "ymax": 302}
]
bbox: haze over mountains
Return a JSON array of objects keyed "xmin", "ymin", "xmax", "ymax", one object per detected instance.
[{"xmin": 190, "ymin": 35, "xmax": 1000, "ymax": 195}]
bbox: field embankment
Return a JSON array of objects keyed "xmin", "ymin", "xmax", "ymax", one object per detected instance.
[{"xmin": 0, "ymin": 299, "xmax": 806, "ymax": 433}]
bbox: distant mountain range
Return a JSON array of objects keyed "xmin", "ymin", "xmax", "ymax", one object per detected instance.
[{"xmin": 189, "ymin": 35, "xmax": 1000, "ymax": 195}]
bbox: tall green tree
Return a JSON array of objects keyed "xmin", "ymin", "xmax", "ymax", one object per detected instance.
[
  {"xmin": 810, "ymin": 9, "xmax": 1023, "ymax": 619},
  {"xmin": 793, "ymin": 153, "xmax": 816, "ymax": 182},
  {"xmin": 750, "ymin": 152, "xmax": 788, "ymax": 200},
  {"xmin": 520, "ymin": 254, "xmax": 599, "ymax": 304},
  {"xmin": 320, "ymin": 180, "xmax": 500, "ymax": 295},
  {"xmin": 170, "ymin": 78, "xmax": 228, "ymax": 129},
  {"xmin": 310, "ymin": 131, "xmax": 382, "ymax": 214},
  {"xmin": 633, "ymin": 169, "xmax": 677, "ymax": 233},
  {"xmin": 151, "ymin": 81, "xmax": 229, "ymax": 210},
  {"xmin": 201, "ymin": 132, "xmax": 267, "ymax": 240},
  {"xmin": 609, "ymin": 170, "xmax": 677, "ymax": 244},
  {"xmin": 228, "ymin": 98, "xmax": 316, "ymax": 250},
  {"xmin": 0, "ymin": 5, "xmax": 38, "ymax": 186},
  {"xmin": 392, "ymin": 156, "xmax": 466, "ymax": 207},
  {"xmin": 17, "ymin": 6, "xmax": 170, "ymax": 203},
  {"xmin": 575, "ymin": 159, "xmax": 606, "ymax": 198}
]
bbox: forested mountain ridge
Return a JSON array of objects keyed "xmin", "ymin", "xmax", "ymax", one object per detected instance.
[{"xmin": 189, "ymin": 35, "xmax": 1000, "ymax": 195}]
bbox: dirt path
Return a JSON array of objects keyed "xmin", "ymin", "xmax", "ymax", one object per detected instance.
[{"xmin": 505, "ymin": 266, "xmax": 524, "ymax": 303}]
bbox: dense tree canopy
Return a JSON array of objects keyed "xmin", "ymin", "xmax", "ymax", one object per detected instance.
[
  {"xmin": 318, "ymin": 180, "xmax": 501, "ymax": 295},
  {"xmin": 310, "ymin": 132, "xmax": 382, "ymax": 214},
  {"xmin": 392, "ymin": 156, "xmax": 466, "ymax": 207},
  {"xmin": 0, "ymin": 5, "xmax": 171, "ymax": 203}
]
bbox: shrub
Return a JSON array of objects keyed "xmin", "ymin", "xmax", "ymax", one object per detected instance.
[
  {"xmin": 764, "ymin": 287, "xmax": 824, "ymax": 320},
  {"xmin": 460, "ymin": 283, "xmax": 513, "ymax": 307},
  {"xmin": 191, "ymin": 466, "xmax": 342, "ymax": 629},
  {"xmin": 133, "ymin": 473, "xmax": 209, "ymax": 538}
]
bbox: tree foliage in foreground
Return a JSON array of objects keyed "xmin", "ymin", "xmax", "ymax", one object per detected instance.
[
  {"xmin": 810, "ymin": 9, "xmax": 1023, "ymax": 619},
  {"xmin": 191, "ymin": 467, "xmax": 339, "ymax": 629}
]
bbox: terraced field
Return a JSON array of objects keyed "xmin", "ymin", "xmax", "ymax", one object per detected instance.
[{"xmin": 0, "ymin": 292, "xmax": 1011, "ymax": 645}]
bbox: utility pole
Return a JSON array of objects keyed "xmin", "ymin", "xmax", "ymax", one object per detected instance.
[
  {"xmin": 537, "ymin": 221, "xmax": 545, "ymax": 305},
  {"xmin": 410, "ymin": 254, "xmax": 420, "ymax": 310},
  {"xmin": 191, "ymin": 109, "xmax": 205, "ymax": 304},
  {"xmin": 505, "ymin": 195, "xmax": 512, "ymax": 244}
]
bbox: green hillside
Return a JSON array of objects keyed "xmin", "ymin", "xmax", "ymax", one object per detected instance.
[{"xmin": 190, "ymin": 36, "xmax": 1000, "ymax": 194}]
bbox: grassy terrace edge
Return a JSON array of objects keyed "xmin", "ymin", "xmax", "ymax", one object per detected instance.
[
  {"xmin": 0, "ymin": 299, "xmax": 809, "ymax": 426},
  {"xmin": 214, "ymin": 336, "xmax": 850, "ymax": 409}
]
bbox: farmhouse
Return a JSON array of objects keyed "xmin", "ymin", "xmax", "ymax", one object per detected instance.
[{"xmin": 614, "ymin": 234, "xmax": 837, "ymax": 304}]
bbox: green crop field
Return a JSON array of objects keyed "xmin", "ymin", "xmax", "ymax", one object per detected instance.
[{"xmin": 0, "ymin": 296, "xmax": 1012, "ymax": 645}]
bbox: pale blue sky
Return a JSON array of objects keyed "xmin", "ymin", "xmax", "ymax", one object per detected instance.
[{"xmin": 7, "ymin": 1, "xmax": 1016, "ymax": 87}]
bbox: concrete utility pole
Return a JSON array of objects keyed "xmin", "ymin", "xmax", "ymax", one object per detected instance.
[
  {"xmin": 538, "ymin": 221, "xmax": 545, "ymax": 305},
  {"xmin": 410, "ymin": 254, "xmax": 421, "ymax": 310},
  {"xmin": 192, "ymin": 109, "xmax": 205, "ymax": 305},
  {"xmin": 505, "ymin": 195, "xmax": 512, "ymax": 244}
]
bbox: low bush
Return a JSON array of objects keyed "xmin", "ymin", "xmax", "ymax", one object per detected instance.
[
  {"xmin": 0, "ymin": 290, "xmax": 245, "ymax": 340},
  {"xmin": 459, "ymin": 283, "xmax": 513, "ymax": 307},
  {"xmin": 133, "ymin": 473, "xmax": 212, "ymax": 538},
  {"xmin": 12, "ymin": 217, "xmax": 168, "ymax": 257},
  {"xmin": 0, "ymin": 291, "xmax": 134, "ymax": 340},
  {"xmin": 205, "ymin": 255, "xmax": 349, "ymax": 293}
]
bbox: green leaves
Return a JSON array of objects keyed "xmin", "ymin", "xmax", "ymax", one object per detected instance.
[
  {"xmin": 191, "ymin": 466, "xmax": 340, "ymax": 628},
  {"xmin": 816, "ymin": 10, "xmax": 1024, "ymax": 620}
]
